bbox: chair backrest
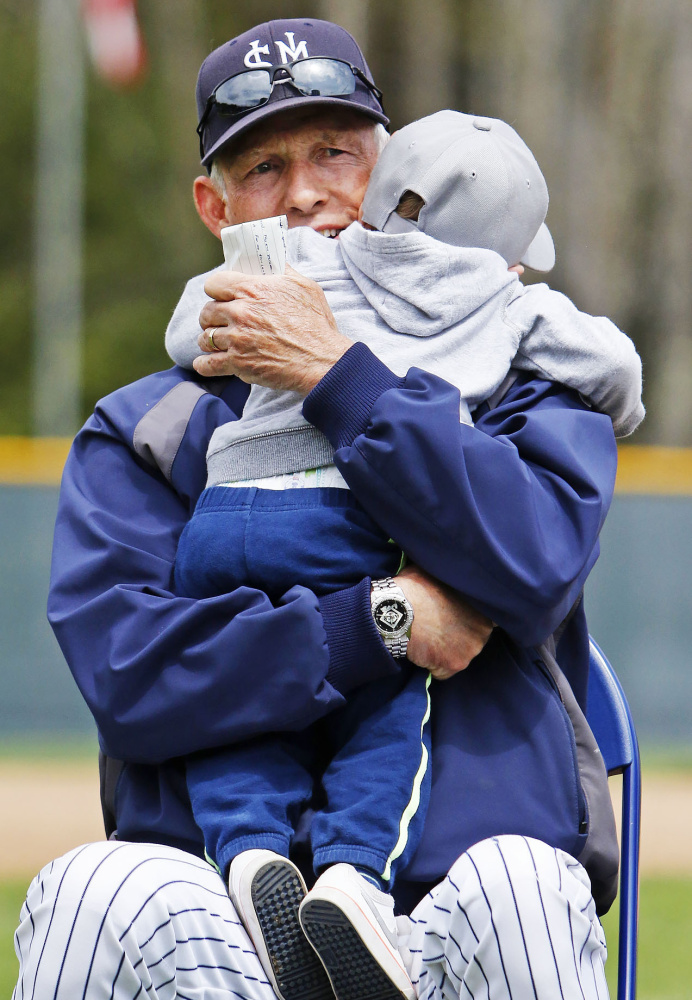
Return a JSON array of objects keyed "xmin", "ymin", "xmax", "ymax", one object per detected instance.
[
  {"xmin": 586, "ymin": 638, "xmax": 641, "ymax": 1000},
  {"xmin": 587, "ymin": 639, "xmax": 638, "ymax": 775}
]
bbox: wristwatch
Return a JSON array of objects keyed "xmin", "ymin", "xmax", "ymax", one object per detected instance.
[{"xmin": 370, "ymin": 577, "xmax": 414, "ymax": 658}]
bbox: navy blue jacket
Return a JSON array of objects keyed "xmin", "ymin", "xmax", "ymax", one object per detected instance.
[{"xmin": 48, "ymin": 342, "xmax": 617, "ymax": 907}]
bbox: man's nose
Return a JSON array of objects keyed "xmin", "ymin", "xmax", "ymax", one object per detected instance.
[{"xmin": 283, "ymin": 163, "xmax": 327, "ymax": 216}]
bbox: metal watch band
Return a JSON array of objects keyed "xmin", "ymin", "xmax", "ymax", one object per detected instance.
[
  {"xmin": 386, "ymin": 633, "xmax": 410, "ymax": 658},
  {"xmin": 371, "ymin": 577, "xmax": 413, "ymax": 658}
]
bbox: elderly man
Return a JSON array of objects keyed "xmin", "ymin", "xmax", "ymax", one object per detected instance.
[{"xmin": 14, "ymin": 18, "xmax": 619, "ymax": 1000}]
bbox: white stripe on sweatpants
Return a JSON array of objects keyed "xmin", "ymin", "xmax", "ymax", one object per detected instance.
[
  {"xmin": 12, "ymin": 836, "xmax": 609, "ymax": 1000},
  {"xmin": 397, "ymin": 835, "xmax": 609, "ymax": 1000}
]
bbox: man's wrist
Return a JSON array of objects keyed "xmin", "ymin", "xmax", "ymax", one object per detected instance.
[
  {"xmin": 297, "ymin": 341, "xmax": 352, "ymax": 395},
  {"xmin": 370, "ymin": 577, "xmax": 415, "ymax": 659},
  {"xmin": 303, "ymin": 342, "xmax": 405, "ymax": 450}
]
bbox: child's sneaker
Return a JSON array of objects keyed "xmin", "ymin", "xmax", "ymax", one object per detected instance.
[
  {"xmin": 228, "ymin": 849, "xmax": 335, "ymax": 1000},
  {"xmin": 298, "ymin": 864, "xmax": 416, "ymax": 1000}
]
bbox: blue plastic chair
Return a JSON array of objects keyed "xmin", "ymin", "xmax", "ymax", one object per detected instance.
[{"xmin": 586, "ymin": 638, "xmax": 641, "ymax": 1000}]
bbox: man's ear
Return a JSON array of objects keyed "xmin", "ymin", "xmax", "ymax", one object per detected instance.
[{"xmin": 193, "ymin": 175, "xmax": 229, "ymax": 239}]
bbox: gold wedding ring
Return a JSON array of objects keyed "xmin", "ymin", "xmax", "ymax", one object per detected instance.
[{"xmin": 206, "ymin": 327, "xmax": 223, "ymax": 352}]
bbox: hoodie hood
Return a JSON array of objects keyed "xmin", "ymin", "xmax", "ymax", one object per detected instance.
[
  {"xmin": 290, "ymin": 223, "xmax": 519, "ymax": 336},
  {"xmin": 164, "ymin": 224, "xmax": 518, "ymax": 371},
  {"xmin": 165, "ymin": 225, "xmax": 525, "ymax": 428},
  {"xmin": 165, "ymin": 268, "xmax": 223, "ymax": 371},
  {"xmin": 165, "ymin": 218, "xmax": 644, "ymax": 471}
]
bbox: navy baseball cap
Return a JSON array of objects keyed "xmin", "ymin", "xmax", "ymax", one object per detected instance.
[{"xmin": 196, "ymin": 19, "xmax": 388, "ymax": 167}]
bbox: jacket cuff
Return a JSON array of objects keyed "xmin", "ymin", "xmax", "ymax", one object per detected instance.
[
  {"xmin": 319, "ymin": 577, "xmax": 399, "ymax": 695},
  {"xmin": 303, "ymin": 342, "xmax": 405, "ymax": 451}
]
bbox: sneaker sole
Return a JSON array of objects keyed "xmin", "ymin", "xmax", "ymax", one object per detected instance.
[
  {"xmin": 250, "ymin": 860, "xmax": 335, "ymax": 1000},
  {"xmin": 300, "ymin": 898, "xmax": 411, "ymax": 1000}
]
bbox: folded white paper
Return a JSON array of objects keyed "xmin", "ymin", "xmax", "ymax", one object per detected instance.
[{"xmin": 220, "ymin": 215, "xmax": 288, "ymax": 276}]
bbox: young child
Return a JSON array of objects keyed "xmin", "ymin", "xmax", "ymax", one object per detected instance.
[{"xmin": 165, "ymin": 111, "xmax": 643, "ymax": 1000}]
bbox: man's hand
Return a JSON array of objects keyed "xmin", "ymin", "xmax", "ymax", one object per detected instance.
[
  {"xmin": 194, "ymin": 264, "xmax": 354, "ymax": 394},
  {"xmin": 395, "ymin": 564, "xmax": 493, "ymax": 680}
]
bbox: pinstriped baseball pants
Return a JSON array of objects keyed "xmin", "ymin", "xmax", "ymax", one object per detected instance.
[{"xmin": 12, "ymin": 835, "xmax": 609, "ymax": 1000}]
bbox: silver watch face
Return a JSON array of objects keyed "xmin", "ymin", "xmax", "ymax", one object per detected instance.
[{"xmin": 373, "ymin": 597, "xmax": 412, "ymax": 638}]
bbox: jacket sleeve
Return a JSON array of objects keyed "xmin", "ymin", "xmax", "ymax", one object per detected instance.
[
  {"xmin": 48, "ymin": 390, "xmax": 396, "ymax": 765},
  {"xmin": 303, "ymin": 343, "xmax": 618, "ymax": 647}
]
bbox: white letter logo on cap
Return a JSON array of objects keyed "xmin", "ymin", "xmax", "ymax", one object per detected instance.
[
  {"xmin": 274, "ymin": 32, "xmax": 309, "ymax": 64},
  {"xmin": 244, "ymin": 40, "xmax": 272, "ymax": 68}
]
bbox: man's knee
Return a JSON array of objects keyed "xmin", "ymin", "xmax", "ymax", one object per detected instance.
[
  {"xmin": 407, "ymin": 837, "xmax": 607, "ymax": 1000},
  {"xmin": 15, "ymin": 840, "xmax": 236, "ymax": 999},
  {"xmin": 23, "ymin": 840, "xmax": 220, "ymax": 922},
  {"xmin": 446, "ymin": 834, "xmax": 597, "ymax": 919}
]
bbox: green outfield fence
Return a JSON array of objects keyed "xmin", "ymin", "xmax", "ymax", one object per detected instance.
[{"xmin": 1, "ymin": 440, "xmax": 691, "ymax": 746}]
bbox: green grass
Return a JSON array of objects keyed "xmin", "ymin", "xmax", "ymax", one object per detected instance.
[
  {"xmin": 2, "ymin": 877, "xmax": 691, "ymax": 998},
  {"xmin": 600, "ymin": 877, "xmax": 692, "ymax": 1000},
  {"xmin": 639, "ymin": 744, "xmax": 692, "ymax": 773},
  {"xmin": 1, "ymin": 880, "xmax": 28, "ymax": 999},
  {"xmin": 0, "ymin": 735, "xmax": 97, "ymax": 761}
]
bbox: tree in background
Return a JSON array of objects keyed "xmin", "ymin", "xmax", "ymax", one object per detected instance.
[{"xmin": 2, "ymin": 0, "xmax": 691, "ymax": 441}]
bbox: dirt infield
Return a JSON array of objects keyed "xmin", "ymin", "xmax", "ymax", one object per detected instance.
[
  {"xmin": 0, "ymin": 760, "xmax": 105, "ymax": 879},
  {"xmin": 1, "ymin": 760, "xmax": 691, "ymax": 880}
]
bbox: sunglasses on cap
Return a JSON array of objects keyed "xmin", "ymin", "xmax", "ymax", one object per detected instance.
[{"xmin": 197, "ymin": 57, "xmax": 385, "ymax": 158}]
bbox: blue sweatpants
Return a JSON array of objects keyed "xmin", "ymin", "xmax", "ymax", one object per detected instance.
[{"xmin": 175, "ymin": 486, "xmax": 432, "ymax": 886}]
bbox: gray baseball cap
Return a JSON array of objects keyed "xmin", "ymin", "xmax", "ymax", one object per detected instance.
[{"xmin": 361, "ymin": 110, "xmax": 555, "ymax": 271}]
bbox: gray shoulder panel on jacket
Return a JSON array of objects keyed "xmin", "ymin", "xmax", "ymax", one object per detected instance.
[{"xmin": 133, "ymin": 381, "xmax": 207, "ymax": 481}]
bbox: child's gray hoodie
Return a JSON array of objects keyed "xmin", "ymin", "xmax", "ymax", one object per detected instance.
[{"xmin": 166, "ymin": 224, "xmax": 644, "ymax": 487}]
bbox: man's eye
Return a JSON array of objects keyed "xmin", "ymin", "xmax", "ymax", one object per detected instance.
[
  {"xmin": 324, "ymin": 148, "xmax": 346, "ymax": 158},
  {"xmin": 250, "ymin": 161, "xmax": 274, "ymax": 175}
]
